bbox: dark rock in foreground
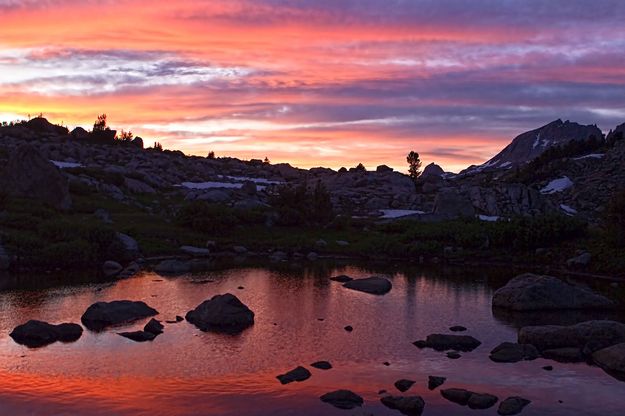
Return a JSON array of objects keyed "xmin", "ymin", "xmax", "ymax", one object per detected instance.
[
  {"xmin": 428, "ymin": 376, "xmax": 446, "ymax": 390},
  {"xmin": 10, "ymin": 320, "xmax": 83, "ymax": 348},
  {"xmin": 330, "ymin": 275, "xmax": 353, "ymax": 283},
  {"xmin": 593, "ymin": 343, "xmax": 625, "ymax": 380},
  {"xmin": 498, "ymin": 396, "xmax": 531, "ymax": 415},
  {"xmin": 489, "ymin": 342, "xmax": 539, "ymax": 363},
  {"xmin": 118, "ymin": 330, "xmax": 157, "ymax": 342},
  {"xmin": 277, "ymin": 366, "xmax": 311, "ymax": 385},
  {"xmin": 185, "ymin": 293, "xmax": 254, "ymax": 333},
  {"xmin": 414, "ymin": 334, "xmax": 482, "ymax": 352},
  {"xmin": 343, "ymin": 276, "xmax": 392, "ymax": 295},
  {"xmin": 394, "ymin": 379, "xmax": 415, "ymax": 392},
  {"xmin": 492, "ymin": 274, "xmax": 615, "ymax": 311},
  {"xmin": 81, "ymin": 300, "xmax": 158, "ymax": 331},
  {"xmin": 381, "ymin": 395, "xmax": 425, "ymax": 416},
  {"xmin": 441, "ymin": 388, "xmax": 498, "ymax": 409},
  {"xmin": 320, "ymin": 390, "xmax": 363, "ymax": 410},
  {"xmin": 518, "ymin": 320, "xmax": 625, "ymax": 352},
  {"xmin": 311, "ymin": 361, "xmax": 332, "ymax": 370}
]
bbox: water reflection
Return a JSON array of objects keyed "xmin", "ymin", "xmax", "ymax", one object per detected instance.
[{"xmin": 0, "ymin": 263, "xmax": 623, "ymax": 416}]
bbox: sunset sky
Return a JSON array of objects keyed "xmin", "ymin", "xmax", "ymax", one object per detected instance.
[{"xmin": 1, "ymin": 0, "xmax": 624, "ymax": 172}]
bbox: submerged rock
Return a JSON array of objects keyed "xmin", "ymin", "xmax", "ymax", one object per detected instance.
[
  {"xmin": 441, "ymin": 388, "xmax": 498, "ymax": 409},
  {"xmin": 10, "ymin": 320, "xmax": 83, "ymax": 348},
  {"xmin": 343, "ymin": 276, "xmax": 392, "ymax": 295},
  {"xmin": 413, "ymin": 334, "xmax": 482, "ymax": 352},
  {"xmin": 489, "ymin": 342, "xmax": 540, "ymax": 363},
  {"xmin": 518, "ymin": 320, "xmax": 625, "ymax": 352},
  {"xmin": 277, "ymin": 366, "xmax": 311, "ymax": 385},
  {"xmin": 492, "ymin": 274, "xmax": 615, "ymax": 311},
  {"xmin": 498, "ymin": 397, "xmax": 531, "ymax": 415},
  {"xmin": 320, "ymin": 390, "xmax": 363, "ymax": 410},
  {"xmin": 428, "ymin": 376, "xmax": 446, "ymax": 390},
  {"xmin": 380, "ymin": 395, "xmax": 425, "ymax": 415},
  {"xmin": 185, "ymin": 294, "xmax": 254, "ymax": 333},
  {"xmin": 310, "ymin": 361, "xmax": 332, "ymax": 370},
  {"xmin": 542, "ymin": 347, "xmax": 584, "ymax": 363},
  {"xmin": 154, "ymin": 259, "xmax": 192, "ymax": 274},
  {"xmin": 449, "ymin": 326, "xmax": 467, "ymax": 332},
  {"xmin": 81, "ymin": 300, "xmax": 158, "ymax": 331},
  {"xmin": 441, "ymin": 388, "xmax": 472, "ymax": 405},
  {"xmin": 394, "ymin": 379, "xmax": 416, "ymax": 393},
  {"xmin": 593, "ymin": 343, "xmax": 625, "ymax": 380}
]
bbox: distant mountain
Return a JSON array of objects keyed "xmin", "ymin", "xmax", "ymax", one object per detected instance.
[{"xmin": 461, "ymin": 119, "xmax": 603, "ymax": 175}]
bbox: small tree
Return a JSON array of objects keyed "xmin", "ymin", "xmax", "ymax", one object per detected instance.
[
  {"xmin": 407, "ymin": 151, "xmax": 422, "ymax": 181},
  {"xmin": 93, "ymin": 114, "xmax": 107, "ymax": 132},
  {"xmin": 207, "ymin": 151, "xmax": 216, "ymax": 159},
  {"xmin": 118, "ymin": 130, "xmax": 133, "ymax": 142},
  {"xmin": 264, "ymin": 156, "xmax": 270, "ymax": 164},
  {"xmin": 153, "ymin": 142, "xmax": 163, "ymax": 151}
]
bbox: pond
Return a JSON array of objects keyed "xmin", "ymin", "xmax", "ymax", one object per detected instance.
[{"xmin": 0, "ymin": 263, "xmax": 623, "ymax": 415}]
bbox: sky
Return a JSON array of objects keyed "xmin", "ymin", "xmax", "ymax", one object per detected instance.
[{"xmin": 0, "ymin": 0, "xmax": 624, "ymax": 172}]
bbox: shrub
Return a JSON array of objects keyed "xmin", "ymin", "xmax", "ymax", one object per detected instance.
[
  {"xmin": 269, "ymin": 180, "xmax": 334, "ymax": 226},
  {"xmin": 177, "ymin": 202, "xmax": 238, "ymax": 233}
]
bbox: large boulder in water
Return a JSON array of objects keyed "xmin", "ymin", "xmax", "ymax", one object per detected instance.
[
  {"xmin": 81, "ymin": 300, "xmax": 158, "ymax": 331},
  {"xmin": 185, "ymin": 293, "xmax": 254, "ymax": 333},
  {"xmin": 0, "ymin": 144, "xmax": 71, "ymax": 210},
  {"xmin": 592, "ymin": 343, "xmax": 625, "ymax": 380},
  {"xmin": 343, "ymin": 276, "xmax": 392, "ymax": 295},
  {"xmin": 518, "ymin": 320, "xmax": 625, "ymax": 352},
  {"xmin": 492, "ymin": 274, "xmax": 615, "ymax": 311},
  {"xmin": 10, "ymin": 320, "xmax": 82, "ymax": 347},
  {"xmin": 489, "ymin": 342, "xmax": 540, "ymax": 363}
]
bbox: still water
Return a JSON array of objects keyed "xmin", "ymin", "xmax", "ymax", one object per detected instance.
[{"xmin": 0, "ymin": 263, "xmax": 623, "ymax": 415}]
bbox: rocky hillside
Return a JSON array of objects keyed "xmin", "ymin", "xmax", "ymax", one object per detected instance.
[{"xmin": 460, "ymin": 120, "xmax": 603, "ymax": 175}]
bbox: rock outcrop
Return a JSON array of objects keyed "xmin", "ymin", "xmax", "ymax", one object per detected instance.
[
  {"xmin": 518, "ymin": 320, "xmax": 625, "ymax": 352},
  {"xmin": 185, "ymin": 293, "xmax": 254, "ymax": 333},
  {"xmin": 0, "ymin": 144, "xmax": 71, "ymax": 209},
  {"xmin": 492, "ymin": 274, "xmax": 615, "ymax": 311}
]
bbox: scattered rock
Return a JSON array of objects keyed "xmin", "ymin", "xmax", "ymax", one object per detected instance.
[
  {"xmin": 449, "ymin": 326, "xmax": 467, "ymax": 332},
  {"xmin": 102, "ymin": 260, "xmax": 123, "ymax": 277},
  {"xmin": 566, "ymin": 252, "xmax": 592, "ymax": 268},
  {"xmin": 232, "ymin": 246, "xmax": 248, "ymax": 255},
  {"xmin": 154, "ymin": 259, "xmax": 191, "ymax": 274},
  {"xmin": 489, "ymin": 342, "xmax": 540, "ymax": 363},
  {"xmin": 492, "ymin": 274, "xmax": 615, "ymax": 310},
  {"xmin": 468, "ymin": 393, "xmax": 499, "ymax": 409},
  {"xmin": 428, "ymin": 376, "xmax": 446, "ymax": 390},
  {"xmin": 441, "ymin": 388, "xmax": 472, "ymax": 405},
  {"xmin": 447, "ymin": 351, "xmax": 461, "ymax": 359},
  {"xmin": 118, "ymin": 330, "xmax": 157, "ymax": 342},
  {"xmin": 81, "ymin": 300, "xmax": 158, "ymax": 331},
  {"xmin": 380, "ymin": 395, "xmax": 426, "ymax": 416},
  {"xmin": 335, "ymin": 240, "xmax": 349, "ymax": 247},
  {"xmin": 498, "ymin": 397, "xmax": 531, "ymax": 415},
  {"xmin": 277, "ymin": 366, "xmax": 311, "ymax": 385},
  {"xmin": 542, "ymin": 365, "xmax": 553, "ymax": 371},
  {"xmin": 320, "ymin": 390, "xmax": 363, "ymax": 410},
  {"xmin": 413, "ymin": 334, "xmax": 482, "ymax": 352},
  {"xmin": 592, "ymin": 343, "xmax": 625, "ymax": 379},
  {"xmin": 343, "ymin": 276, "xmax": 392, "ymax": 295},
  {"xmin": 144, "ymin": 318, "xmax": 164, "ymax": 335},
  {"xmin": 116, "ymin": 233, "xmax": 140, "ymax": 258},
  {"xmin": 10, "ymin": 320, "xmax": 83, "ymax": 348},
  {"xmin": 518, "ymin": 320, "xmax": 625, "ymax": 351},
  {"xmin": 185, "ymin": 293, "xmax": 254, "ymax": 333},
  {"xmin": 330, "ymin": 275, "xmax": 353, "ymax": 282},
  {"xmin": 394, "ymin": 379, "xmax": 416, "ymax": 392},
  {"xmin": 344, "ymin": 325, "xmax": 354, "ymax": 332},
  {"xmin": 311, "ymin": 361, "xmax": 332, "ymax": 370}
]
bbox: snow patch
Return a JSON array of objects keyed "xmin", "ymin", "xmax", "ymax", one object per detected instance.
[
  {"xmin": 379, "ymin": 209, "xmax": 425, "ymax": 219},
  {"xmin": 181, "ymin": 181, "xmax": 245, "ymax": 190},
  {"xmin": 573, "ymin": 153, "xmax": 604, "ymax": 160},
  {"xmin": 560, "ymin": 204, "xmax": 578, "ymax": 216},
  {"xmin": 541, "ymin": 176, "xmax": 574, "ymax": 194},
  {"xmin": 478, "ymin": 215, "xmax": 500, "ymax": 222},
  {"xmin": 50, "ymin": 160, "xmax": 83, "ymax": 169},
  {"xmin": 221, "ymin": 175, "xmax": 284, "ymax": 185}
]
